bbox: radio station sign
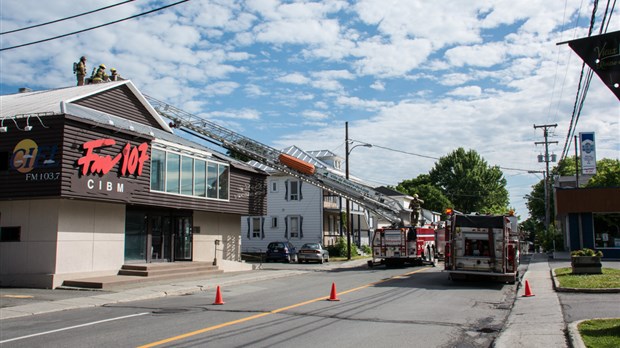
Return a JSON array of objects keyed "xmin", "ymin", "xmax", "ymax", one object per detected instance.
[
  {"xmin": 10, "ymin": 138, "xmax": 61, "ymax": 181},
  {"xmin": 71, "ymin": 138, "xmax": 150, "ymax": 200}
]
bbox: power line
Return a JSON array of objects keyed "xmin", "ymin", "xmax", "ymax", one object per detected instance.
[
  {"xmin": 0, "ymin": 0, "xmax": 190, "ymax": 52},
  {"xmin": 0, "ymin": 0, "xmax": 135, "ymax": 36}
]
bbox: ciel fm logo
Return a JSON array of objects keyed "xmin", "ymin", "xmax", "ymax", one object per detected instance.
[{"xmin": 11, "ymin": 139, "xmax": 59, "ymax": 173}]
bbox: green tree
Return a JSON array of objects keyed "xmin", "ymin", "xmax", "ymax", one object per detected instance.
[
  {"xmin": 586, "ymin": 158, "xmax": 620, "ymax": 187},
  {"xmin": 428, "ymin": 148, "xmax": 509, "ymax": 214}
]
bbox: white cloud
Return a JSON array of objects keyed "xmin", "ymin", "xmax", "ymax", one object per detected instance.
[
  {"xmin": 278, "ymin": 73, "xmax": 310, "ymax": 84},
  {"xmin": 370, "ymin": 80, "xmax": 385, "ymax": 91},
  {"xmin": 302, "ymin": 110, "xmax": 329, "ymax": 120},
  {"xmin": 448, "ymin": 85, "xmax": 483, "ymax": 98}
]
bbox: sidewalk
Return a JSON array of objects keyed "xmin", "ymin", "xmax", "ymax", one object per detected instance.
[
  {"xmin": 495, "ymin": 253, "xmax": 620, "ymax": 348},
  {"xmin": 494, "ymin": 253, "xmax": 567, "ymax": 348},
  {"xmin": 1, "ymin": 259, "xmax": 368, "ymax": 321}
]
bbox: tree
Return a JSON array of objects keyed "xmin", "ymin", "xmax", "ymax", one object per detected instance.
[
  {"xmin": 226, "ymin": 149, "xmax": 251, "ymax": 162},
  {"xmin": 428, "ymin": 148, "xmax": 509, "ymax": 214},
  {"xmin": 586, "ymin": 158, "xmax": 620, "ymax": 187}
]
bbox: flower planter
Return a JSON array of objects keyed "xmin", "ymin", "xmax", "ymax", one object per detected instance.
[{"xmin": 571, "ymin": 256, "xmax": 602, "ymax": 274}]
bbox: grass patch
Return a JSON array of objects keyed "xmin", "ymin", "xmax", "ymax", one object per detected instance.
[
  {"xmin": 554, "ymin": 267, "xmax": 620, "ymax": 289},
  {"xmin": 578, "ymin": 318, "xmax": 620, "ymax": 348}
]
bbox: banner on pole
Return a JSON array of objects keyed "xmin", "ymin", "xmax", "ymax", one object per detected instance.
[
  {"xmin": 567, "ymin": 30, "xmax": 620, "ymax": 100},
  {"xmin": 579, "ymin": 132, "xmax": 596, "ymax": 175}
]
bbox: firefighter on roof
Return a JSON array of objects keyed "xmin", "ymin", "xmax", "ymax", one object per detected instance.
[
  {"xmin": 75, "ymin": 56, "xmax": 87, "ymax": 86},
  {"xmin": 90, "ymin": 64, "xmax": 109, "ymax": 84}
]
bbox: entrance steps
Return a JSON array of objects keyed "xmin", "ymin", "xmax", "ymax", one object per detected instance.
[{"xmin": 62, "ymin": 262, "xmax": 223, "ymax": 290}]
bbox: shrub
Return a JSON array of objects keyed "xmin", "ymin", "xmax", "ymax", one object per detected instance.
[
  {"xmin": 361, "ymin": 244, "xmax": 372, "ymax": 255},
  {"xmin": 571, "ymin": 248, "xmax": 603, "ymax": 257},
  {"xmin": 327, "ymin": 237, "xmax": 358, "ymax": 257}
]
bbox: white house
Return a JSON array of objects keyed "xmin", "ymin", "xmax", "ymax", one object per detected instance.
[{"xmin": 241, "ymin": 146, "xmax": 373, "ymax": 254}]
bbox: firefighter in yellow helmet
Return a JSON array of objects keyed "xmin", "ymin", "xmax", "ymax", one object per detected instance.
[
  {"xmin": 75, "ymin": 56, "xmax": 87, "ymax": 86},
  {"xmin": 109, "ymin": 68, "xmax": 122, "ymax": 81},
  {"xmin": 90, "ymin": 64, "xmax": 109, "ymax": 84}
]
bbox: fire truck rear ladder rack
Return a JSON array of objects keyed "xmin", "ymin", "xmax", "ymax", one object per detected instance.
[{"xmin": 144, "ymin": 95, "xmax": 406, "ymax": 224}]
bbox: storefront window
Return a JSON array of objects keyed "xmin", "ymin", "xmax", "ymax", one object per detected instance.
[
  {"xmin": 166, "ymin": 153, "xmax": 180, "ymax": 193},
  {"xmin": 150, "ymin": 149, "xmax": 166, "ymax": 191},
  {"xmin": 181, "ymin": 156, "xmax": 193, "ymax": 195},
  {"xmin": 194, "ymin": 160, "xmax": 206, "ymax": 197},
  {"xmin": 594, "ymin": 213, "xmax": 620, "ymax": 249}
]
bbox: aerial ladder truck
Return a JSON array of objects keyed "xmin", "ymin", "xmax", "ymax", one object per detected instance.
[{"xmin": 144, "ymin": 95, "xmax": 413, "ymax": 234}]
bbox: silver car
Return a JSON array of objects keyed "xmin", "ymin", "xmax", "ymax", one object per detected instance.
[{"xmin": 297, "ymin": 243, "xmax": 329, "ymax": 264}]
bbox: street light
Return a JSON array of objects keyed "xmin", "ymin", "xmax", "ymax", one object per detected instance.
[{"xmin": 345, "ymin": 121, "xmax": 372, "ymax": 260}]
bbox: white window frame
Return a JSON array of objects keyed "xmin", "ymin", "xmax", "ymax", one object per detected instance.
[
  {"xmin": 271, "ymin": 217, "xmax": 278, "ymax": 228},
  {"xmin": 289, "ymin": 180, "xmax": 299, "ymax": 201},
  {"xmin": 290, "ymin": 216, "xmax": 300, "ymax": 238}
]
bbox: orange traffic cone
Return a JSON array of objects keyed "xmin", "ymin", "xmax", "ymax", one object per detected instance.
[
  {"xmin": 213, "ymin": 285, "xmax": 225, "ymax": 305},
  {"xmin": 327, "ymin": 282, "xmax": 340, "ymax": 301},
  {"xmin": 522, "ymin": 280, "xmax": 535, "ymax": 297}
]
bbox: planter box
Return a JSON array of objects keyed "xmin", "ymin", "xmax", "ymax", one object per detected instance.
[{"xmin": 571, "ymin": 256, "xmax": 602, "ymax": 274}]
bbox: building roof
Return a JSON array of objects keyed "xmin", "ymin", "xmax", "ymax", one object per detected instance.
[
  {"xmin": 1, "ymin": 81, "xmax": 262, "ymax": 174},
  {"xmin": 1, "ymin": 81, "xmax": 173, "ymax": 133}
]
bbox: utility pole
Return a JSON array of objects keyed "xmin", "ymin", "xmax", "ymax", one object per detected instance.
[
  {"xmin": 534, "ymin": 124, "xmax": 558, "ymax": 235},
  {"xmin": 345, "ymin": 122, "xmax": 351, "ymax": 260}
]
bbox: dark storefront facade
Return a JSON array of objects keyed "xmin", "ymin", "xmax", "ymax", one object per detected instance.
[
  {"xmin": 0, "ymin": 81, "xmax": 267, "ymax": 288},
  {"xmin": 556, "ymin": 187, "xmax": 620, "ymax": 259}
]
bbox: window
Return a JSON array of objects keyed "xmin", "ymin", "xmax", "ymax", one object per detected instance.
[
  {"xmin": 150, "ymin": 149, "xmax": 165, "ymax": 191},
  {"xmin": 289, "ymin": 181, "xmax": 299, "ymax": 201},
  {"xmin": 252, "ymin": 217, "xmax": 261, "ymax": 238},
  {"xmin": 218, "ymin": 164, "xmax": 229, "ymax": 200},
  {"xmin": 290, "ymin": 216, "xmax": 299, "ymax": 238},
  {"xmin": 271, "ymin": 217, "xmax": 278, "ymax": 228},
  {"xmin": 194, "ymin": 160, "xmax": 206, "ymax": 197},
  {"xmin": 0, "ymin": 226, "xmax": 21, "ymax": 242},
  {"xmin": 150, "ymin": 146, "xmax": 229, "ymax": 201},
  {"xmin": 166, "ymin": 153, "xmax": 180, "ymax": 193},
  {"xmin": 181, "ymin": 156, "xmax": 194, "ymax": 195},
  {"xmin": 207, "ymin": 162, "xmax": 218, "ymax": 198},
  {"xmin": 594, "ymin": 212, "xmax": 620, "ymax": 248},
  {"xmin": 271, "ymin": 181, "xmax": 277, "ymax": 192}
]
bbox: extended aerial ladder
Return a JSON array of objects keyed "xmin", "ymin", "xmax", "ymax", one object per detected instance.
[{"xmin": 144, "ymin": 95, "xmax": 409, "ymax": 224}]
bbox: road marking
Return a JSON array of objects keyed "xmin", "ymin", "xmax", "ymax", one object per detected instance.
[
  {"xmin": 138, "ymin": 267, "xmax": 431, "ymax": 348},
  {"xmin": 0, "ymin": 312, "xmax": 150, "ymax": 344},
  {"xmin": 0, "ymin": 295, "xmax": 34, "ymax": 299}
]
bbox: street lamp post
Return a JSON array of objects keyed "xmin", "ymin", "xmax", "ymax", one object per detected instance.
[{"xmin": 345, "ymin": 122, "xmax": 372, "ymax": 260}]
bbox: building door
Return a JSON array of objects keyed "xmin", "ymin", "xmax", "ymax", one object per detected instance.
[
  {"xmin": 125, "ymin": 207, "xmax": 192, "ymax": 263},
  {"xmin": 174, "ymin": 216, "xmax": 192, "ymax": 261},
  {"xmin": 150, "ymin": 216, "xmax": 172, "ymax": 262}
]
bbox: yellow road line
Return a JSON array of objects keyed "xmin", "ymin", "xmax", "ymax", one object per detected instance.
[{"xmin": 137, "ymin": 267, "xmax": 431, "ymax": 348}]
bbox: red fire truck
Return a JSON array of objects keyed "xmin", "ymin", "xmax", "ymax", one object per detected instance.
[
  {"xmin": 444, "ymin": 211, "xmax": 519, "ymax": 283},
  {"xmin": 369, "ymin": 226, "xmax": 437, "ymax": 267}
]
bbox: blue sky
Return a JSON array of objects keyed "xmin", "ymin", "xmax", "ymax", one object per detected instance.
[{"xmin": 1, "ymin": 0, "xmax": 619, "ymax": 219}]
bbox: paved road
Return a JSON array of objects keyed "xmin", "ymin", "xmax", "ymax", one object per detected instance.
[{"xmin": 1, "ymin": 263, "xmax": 518, "ymax": 348}]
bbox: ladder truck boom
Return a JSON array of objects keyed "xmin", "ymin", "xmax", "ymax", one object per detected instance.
[{"xmin": 144, "ymin": 95, "xmax": 407, "ymax": 224}]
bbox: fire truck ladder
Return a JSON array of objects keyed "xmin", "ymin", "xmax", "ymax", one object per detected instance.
[{"xmin": 144, "ymin": 95, "xmax": 406, "ymax": 224}]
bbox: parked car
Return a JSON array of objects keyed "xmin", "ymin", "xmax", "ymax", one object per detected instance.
[
  {"xmin": 297, "ymin": 243, "xmax": 329, "ymax": 264},
  {"xmin": 265, "ymin": 241, "xmax": 297, "ymax": 263}
]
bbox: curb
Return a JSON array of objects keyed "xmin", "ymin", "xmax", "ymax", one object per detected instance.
[
  {"xmin": 550, "ymin": 268, "xmax": 620, "ymax": 293},
  {"xmin": 568, "ymin": 318, "xmax": 620, "ymax": 348}
]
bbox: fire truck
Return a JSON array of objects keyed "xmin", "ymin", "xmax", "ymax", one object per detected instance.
[
  {"xmin": 369, "ymin": 226, "xmax": 436, "ymax": 267},
  {"xmin": 444, "ymin": 211, "xmax": 520, "ymax": 283}
]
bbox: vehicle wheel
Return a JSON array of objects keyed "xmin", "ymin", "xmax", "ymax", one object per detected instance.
[
  {"xmin": 298, "ymin": 258, "xmax": 303, "ymax": 264},
  {"xmin": 325, "ymin": 257, "xmax": 329, "ymax": 263},
  {"xmin": 319, "ymin": 258, "xmax": 324, "ymax": 264}
]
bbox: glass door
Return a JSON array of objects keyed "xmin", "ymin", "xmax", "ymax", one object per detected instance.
[
  {"xmin": 125, "ymin": 210, "xmax": 147, "ymax": 262},
  {"xmin": 174, "ymin": 217, "xmax": 192, "ymax": 261},
  {"xmin": 150, "ymin": 216, "xmax": 172, "ymax": 262}
]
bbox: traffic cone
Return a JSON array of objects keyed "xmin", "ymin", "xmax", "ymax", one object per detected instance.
[
  {"xmin": 327, "ymin": 282, "xmax": 340, "ymax": 301},
  {"xmin": 213, "ymin": 285, "xmax": 225, "ymax": 305},
  {"xmin": 522, "ymin": 280, "xmax": 535, "ymax": 297}
]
